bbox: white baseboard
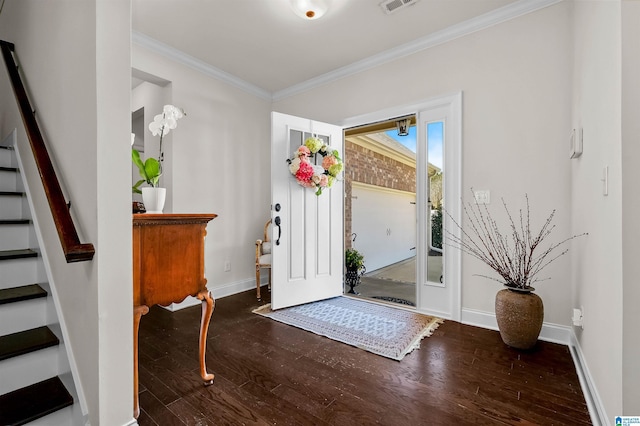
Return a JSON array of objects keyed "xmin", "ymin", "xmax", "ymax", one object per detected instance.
[
  {"xmin": 213, "ymin": 277, "xmax": 264, "ymax": 299},
  {"xmin": 160, "ymin": 297, "xmax": 201, "ymax": 311},
  {"xmin": 418, "ymin": 307, "xmax": 452, "ymax": 320},
  {"xmin": 160, "ymin": 278, "xmax": 262, "ymax": 311},
  {"xmin": 460, "ymin": 308, "xmax": 572, "ymax": 344},
  {"xmin": 569, "ymin": 331, "xmax": 609, "ymax": 426}
]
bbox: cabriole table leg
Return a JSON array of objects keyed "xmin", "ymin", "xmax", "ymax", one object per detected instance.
[{"xmin": 197, "ymin": 290, "xmax": 215, "ymax": 385}]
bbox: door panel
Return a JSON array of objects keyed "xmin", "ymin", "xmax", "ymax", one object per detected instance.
[{"xmin": 271, "ymin": 112, "xmax": 344, "ymax": 310}]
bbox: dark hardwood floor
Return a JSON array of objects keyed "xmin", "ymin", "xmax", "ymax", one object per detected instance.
[{"xmin": 137, "ymin": 289, "xmax": 592, "ymax": 425}]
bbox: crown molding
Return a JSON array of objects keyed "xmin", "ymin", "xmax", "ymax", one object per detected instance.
[
  {"xmin": 132, "ymin": 31, "xmax": 272, "ymax": 101},
  {"xmin": 272, "ymin": 0, "xmax": 562, "ymax": 101},
  {"xmin": 133, "ymin": 0, "xmax": 561, "ymax": 103}
]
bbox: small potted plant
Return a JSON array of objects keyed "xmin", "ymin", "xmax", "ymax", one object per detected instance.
[{"xmin": 345, "ymin": 248, "xmax": 365, "ymax": 294}]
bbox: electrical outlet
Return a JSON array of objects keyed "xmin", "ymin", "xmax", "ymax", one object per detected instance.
[
  {"xmin": 572, "ymin": 307, "xmax": 583, "ymax": 328},
  {"xmin": 224, "ymin": 261, "xmax": 231, "ymax": 272},
  {"xmin": 474, "ymin": 190, "xmax": 490, "ymax": 204}
]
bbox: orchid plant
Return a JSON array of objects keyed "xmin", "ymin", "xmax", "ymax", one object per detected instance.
[{"xmin": 132, "ymin": 104, "xmax": 185, "ymax": 194}]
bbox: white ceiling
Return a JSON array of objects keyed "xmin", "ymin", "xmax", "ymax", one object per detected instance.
[{"xmin": 132, "ymin": 0, "xmax": 549, "ymax": 98}]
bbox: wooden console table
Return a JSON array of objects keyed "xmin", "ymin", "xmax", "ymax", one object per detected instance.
[{"xmin": 132, "ymin": 213, "xmax": 217, "ymax": 418}]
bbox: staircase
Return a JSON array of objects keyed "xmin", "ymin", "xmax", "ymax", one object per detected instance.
[{"xmin": 0, "ymin": 144, "xmax": 81, "ymax": 425}]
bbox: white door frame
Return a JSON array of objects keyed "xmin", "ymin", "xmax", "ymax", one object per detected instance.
[{"xmin": 341, "ymin": 92, "xmax": 462, "ymax": 321}]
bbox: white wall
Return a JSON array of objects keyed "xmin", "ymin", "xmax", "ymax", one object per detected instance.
[
  {"xmin": 96, "ymin": 1, "xmax": 134, "ymax": 424},
  {"xmin": 274, "ymin": 2, "xmax": 575, "ymax": 325},
  {"xmin": 0, "ymin": 1, "xmax": 133, "ymax": 424},
  {"xmin": 571, "ymin": 1, "xmax": 623, "ymax": 419},
  {"xmin": 132, "ymin": 45, "xmax": 272, "ymax": 296},
  {"xmin": 621, "ymin": 1, "xmax": 640, "ymax": 414}
]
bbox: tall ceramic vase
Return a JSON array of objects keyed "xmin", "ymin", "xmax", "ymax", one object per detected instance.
[
  {"xmin": 141, "ymin": 187, "xmax": 166, "ymax": 214},
  {"xmin": 495, "ymin": 288, "xmax": 544, "ymax": 350}
]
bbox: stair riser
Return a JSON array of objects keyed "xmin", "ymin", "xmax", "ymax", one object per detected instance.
[
  {"xmin": 0, "ymin": 195, "xmax": 23, "ymax": 219},
  {"xmin": 0, "ymin": 151, "xmax": 15, "ymax": 168},
  {"xmin": 0, "ymin": 257, "xmax": 40, "ymax": 289},
  {"xmin": 0, "ymin": 345, "xmax": 60, "ymax": 395},
  {"xmin": 0, "ymin": 170, "xmax": 17, "ymax": 192},
  {"xmin": 0, "ymin": 223, "xmax": 30, "ymax": 251},
  {"xmin": 0, "ymin": 298, "xmax": 48, "ymax": 336}
]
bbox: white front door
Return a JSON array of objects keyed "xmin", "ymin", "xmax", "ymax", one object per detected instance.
[{"xmin": 270, "ymin": 112, "xmax": 344, "ymax": 310}]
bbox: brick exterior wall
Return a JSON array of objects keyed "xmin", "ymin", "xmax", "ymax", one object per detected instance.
[{"xmin": 344, "ymin": 140, "xmax": 416, "ymax": 249}]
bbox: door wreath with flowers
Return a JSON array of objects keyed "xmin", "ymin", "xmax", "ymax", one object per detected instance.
[{"xmin": 286, "ymin": 136, "xmax": 343, "ymax": 196}]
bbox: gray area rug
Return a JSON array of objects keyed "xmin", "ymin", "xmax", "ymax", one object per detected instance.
[{"xmin": 253, "ymin": 296, "xmax": 442, "ymax": 361}]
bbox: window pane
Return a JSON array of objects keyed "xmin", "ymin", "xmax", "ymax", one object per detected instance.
[{"xmin": 427, "ymin": 121, "xmax": 443, "ymax": 285}]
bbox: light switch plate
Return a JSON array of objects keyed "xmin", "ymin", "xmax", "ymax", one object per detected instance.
[{"xmin": 570, "ymin": 128, "xmax": 583, "ymax": 159}]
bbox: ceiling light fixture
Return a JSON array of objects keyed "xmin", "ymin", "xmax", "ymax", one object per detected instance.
[
  {"xmin": 290, "ymin": 0, "xmax": 328, "ymax": 20},
  {"xmin": 396, "ymin": 118, "xmax": 411, "ymax": 136}
]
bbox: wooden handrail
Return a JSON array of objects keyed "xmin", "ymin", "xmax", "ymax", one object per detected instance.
[{"xmin": 1, "ymin": 41, "xmax": 94, "ymax": 262}]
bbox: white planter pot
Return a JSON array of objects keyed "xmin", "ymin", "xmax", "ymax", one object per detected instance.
[{"xmin": 141, "ymin": 187, "xmax": 166, "ymax": 214}]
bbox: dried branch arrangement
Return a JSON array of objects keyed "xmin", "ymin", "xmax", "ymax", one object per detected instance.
[{"xmin": 445, "ymin": 193, "xmax": 586, "ymax": 290}]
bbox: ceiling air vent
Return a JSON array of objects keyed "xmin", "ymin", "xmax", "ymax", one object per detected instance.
[{"xmin": 380, "ymin": 0, "xmax": 420, "ymax": 15}]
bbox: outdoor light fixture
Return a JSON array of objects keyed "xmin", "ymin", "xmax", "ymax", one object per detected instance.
[
  {"xmin": 290, "ymin": 0, "xmax": 328, "ymax": 20},
  {"xmin": 396, "ymin": 118, "xmax": 411, "ymax": 136}
]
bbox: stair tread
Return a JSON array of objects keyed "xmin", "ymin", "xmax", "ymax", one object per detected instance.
[
  {"xmin": 0, "ymin": 249, "xmax": 37, "ymax": 261},
  {"xmin": 0, "ymin": 284, "xmax": 47, "ymax": 305},
  {"xmin": 0, "ymin": 191, "xmax": 24, "ymax": 196},
  {"xmin": 0, "ymin": 326, "xmax": 59, "ymax": 362},
  {"xmin": 0, "ymin": 376, "xmax": 73, "ymax": 426},
  {"xmin": 0, "ymin": 219, "xmax": 30, "ymax": 225}
]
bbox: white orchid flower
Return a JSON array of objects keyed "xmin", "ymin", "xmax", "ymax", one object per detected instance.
[
  {"xmin": 163, "ymin": 104, "xmax": 184, "ymax": 120},
  {"xmin": 148, "ymin": 119, "xmax": 167, "ymax": 137},
  {"xmin": 164, "ymin": 117, "xmax": 178, "ymax": 130},
  {"xmin": 149, "ymin": 105, "xmax": 185, "ymax": 137}
]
